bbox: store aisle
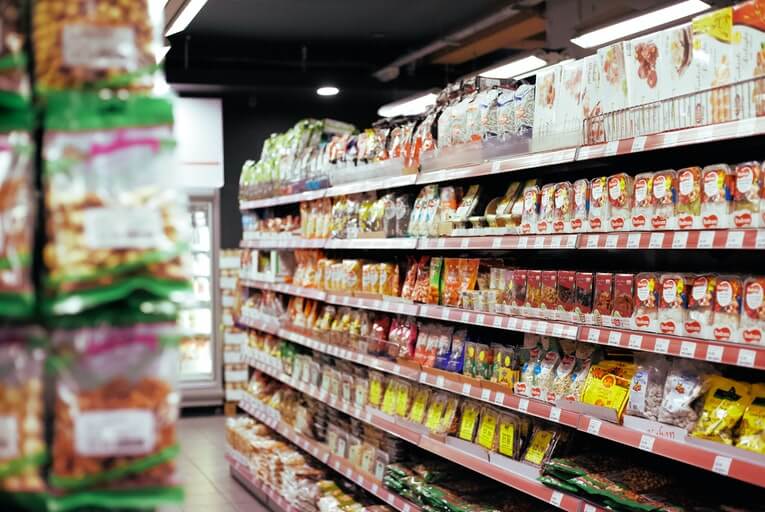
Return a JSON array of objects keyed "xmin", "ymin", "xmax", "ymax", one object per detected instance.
[{"xmin": 171, "ymin": 414, "xmax": 269, "ymax": 512}]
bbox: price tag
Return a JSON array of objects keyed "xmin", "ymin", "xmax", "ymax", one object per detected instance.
[
  {"xmin": 436, "ymin": 376, "xmax": 445, "ymax": 388},
  {"xmin": 606, "ymin": 140, "xmax": 619, "ymax": 155},
  {"xmin": 712, "ymin": 455, "xmax": 732, "ymax": 476},
  {"xmin": 649, "ymin": 232, "xmax": 665, "ymax": 248},
  {"xmin": 345, "ymin": 467, "xmax": 352, "ymax": 478},
  {"xmin": 585, "ymin": 235, "xmax": 599, "ymax": 248},
  {"xmin": 393, "ymin": 364, "xmax": 401, "ymax": 375},
  {"xmin": 495, "ymin": 392, "xmax": 505, "ymax": 405},
  {"xmin": 492, "ymin": 237, "xmax": 503, "ymax": 249},
  {"xmin": 419, "ymin": 373, "xmax": 428, "ymax": 384},
  {"xmin": 481, "ymin": 388, "xmax": 492, "ymax": 401},
  {"xmin": 756, "ymin": 230, "xmax": 765, "ymax": 249},
  {"xmin": 517, "ymin": 237, "xmax": 528, "ymax": 249},
  {"xmin": 519, "ymin": 398, "xmax": 529, "ymax": 413},
  {"xmin": 631, "ymin": 135, "xmax": 647, "ymax": 152},
  {"xmin": 737, "ymin": 349, "xmax": 755, "ymax": 368},
  {"xmin": 605, "ymin": 234, "xmax": 619, "ymax": 248},
  {"xmin": 491, "ymin": 160, "xmax": 502, "ymax": 173},
  {"xmin": 566, "ymin": 234, "xmax": 578, "ymax": 248},
  {"xmin": 522, "ymin": 320, "xmax": 533, "ymax": 332},
  {"xmin": 583, "ymin": 505, "xmax": 598, "ymax": 512},
  {"xmin": 437, "ymin": 238, "xmax": 446, "ymax": 249},
  {"xmin": 680, "ymin": 341, "xmax": 697, "ymax": 358},
  {"xmin": 587, "ymin": 418, "xmax": 602, "ymax": 435},
  {"xmin": 493, "ymin": 316, "xmax": 504, "ymax": 328},
  {"xmin": 587, "ymin": 328, "xmax": 601, "ymax": 342},
  {"xmin": 697, "ymin": 230, "xmax": 715, "ymax": 248},
  {"xmin": 654, "ymin": 338, "xmax": 670, "ymax": 354},
  {"xmin": 461, "ymin": 312, "xmax": 471, "ymax": 323},
  {"xmin": 371, "ymin": 483, "xmax": 379, "ymax": 494},
  {"xmin": 550, "ymin": 491, "xmax": 564, "ymax": 507},
  {"xmin": 476, "ymin": 314, "xmax": 485, "ymax": 325},
  {"xmin": 506, "ymin": 318, "xmax": 518, "ymax": 329},
  {"xmin": 322, "ymin": 452, "xmax": 330, "ymax": 463},
  {"xmin": 726, "ymin": 231, "xmax": 744, "ymax": 249},
  {"xmin": 396, "ymin": 302, "xmax": 406, "ymax": 314},
  {"xmin": 549, "ymin": 407, "xmax": 561, "ymax": 423},
  {"xmin": 462, "ymin": 383, "xmax": 472, "ymax": 395},
  {"xmin": 552, "ymin": 324, "xmax": 564, "ymax": 337},
  {"xmin": 639, "ymin": 435, "xmax": 655, "ymax": 452},
  {"xmin": 460, "ymin": 238, "xmax": 470, "ymax": 249},
  {"xmin": 534, "ymin": 236, "xmax": 545, "ymax": 249},
  {"xmin": 441, "ymin": 308, "xmax": 451, "ymax": 320},
  {"xmin": 628, "ymin": 334, "xmax": 643, "ymax": 349},
  {"xmin": 608, "ymin": 331, "xmax": 622, "ymax": 346},
  {"xmin": 672, "ymin": 231, "xmax": 689, "ymax": 249},
  {"xmin": 550, "ymin": 236, "xmax": 562, "ymax": 249},
  {"xmin": 402, "ymin": 504, "xmax": 412, "ymax": 512},
  {"xmin": 705, "ymin": 344, "xmax": 723, "ymax": 362},
  {"xmin": 735, "ymin": 117, "xmax": 757, "ymax": 138}
]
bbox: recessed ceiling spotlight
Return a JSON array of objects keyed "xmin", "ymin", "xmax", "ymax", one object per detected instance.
[{"xmin": 317, "ymin": 86, "xmax": 340, "ymax": 96}]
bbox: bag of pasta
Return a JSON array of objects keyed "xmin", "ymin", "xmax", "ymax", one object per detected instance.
[
  {"xmin": 0, "ymin": 111, "xmax": 35, "ymax": 318},
  {"xmin": 50, "ymin": 323, "xmax": 182, "ymax": 498},
  {"xmin": 42, "ymin": 94, "xmax": 192, "ymax": 315},
  {"xmin": 0, "ymin": 332, "xmax": 45, "ymax": 493}
]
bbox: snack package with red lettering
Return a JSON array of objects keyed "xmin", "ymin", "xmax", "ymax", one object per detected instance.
[
  {"xmin": 369, "ymin": 314, "xmax": 391, "ymax": 356},
  {"xmin": 526, "ymin": 270, "xmax": 542, "ymax": 310},
  {"xmin": 742, "ymin": 277, "xmax": 765, "ymax": 345},
  {"xmin": 571, "ymin": 179, "xmax": 589, "ymax": 232},
  {"xmin": 712, "ymin": 276, "xmax": 742, "ymax": 343},
  {"xmin": 685, "ymin": 274, "xmax": 716, "ymax": 339},
  {"xmin": 731, "ymin": 161, "xmax": 761, "ymax": 228},
  {"xmin": 540, "ymin": 270, "xmax": 559, "ymax": 312},
  {"xmin": 593, "ymin": 273, "xmax": 613, "ymax": 318},
  {"xmin": 611, "ymin": 274, "xmax": 634, "ymax": 318},
  {"xmin": 411, "ymin": 257, "xmax": 431, "ymax": 303},
  {"xmin": 700, "ymin": 164, "xmax": 732, "ymax": 229},
  {"xmin": 575, "ymin": 272, "xmax": 594, "ymax": 316},
  {"xmin": 521, "ymin": 184, "xmax": 540, "ymax": 234},
  {"xmin": 631, "ymin": 172, "xmax": 654, "ymax": 230},
  {"xmin": 557, "ymin": 271, "xmax": 576, "ymax": 314},
  {"xmin": 658, "ymin": 274, "xmax": 686, "ymax": 336},
  {"xmin": 537, "ymin": 183, "xmax": 556, "ymax": 234},
  {"xmin": 651, "ymin": 170, "xmax": 676, "ymax": 230},
  {"xmin": 440, "ymin": 258, "xmax": 461, "ymax": 307},
  {"xmin": 401, "ymin": 257, "xmax": 419, "ymax": 300},
  {"xmin": 553, "ymin": 182, "xmax": 573, "ymax": 233},
  {"xmin": 633, "ymin": 273, "xmax": 658, "ymax": 331},
  {"xmin": 676, "ymin": 166, "xmax": 702, "ymax": 229},
  {"xmin": 512, "ymin": 269, "xmax": 528, "ymax": 311},
  {"xmin": 588, "ymin": 177, "xmax": 608, "ymax": 232},
  {"xmin": 607, "ymin": 173, "xmax": 632, "ymax": 231}
]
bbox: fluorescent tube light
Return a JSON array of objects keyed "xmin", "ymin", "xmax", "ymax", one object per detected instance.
[
  {"xmin": 571, "ymin": 0, "xmax": 710, "ymax": 48},
  {"xmin": 165, "ymin": 0, "xmax": 208, "ymax": 36},
  {"xmin": 479, "ymin": 55, "xmax": 548, "ymax": 79},
  {"xmin": 378, "ymin": 90, "xmax": 438, "ymax": 117},
  {"xmin": 513, "ymin": 58, "xmax": 575, "ymax": 80},
  {"xmin": 317, "ymin": 86, "xmax": 340, "ymax": 96},
  {"xmin": 155, "ymin": 45, "xmax": 171, "ymax": 63}
]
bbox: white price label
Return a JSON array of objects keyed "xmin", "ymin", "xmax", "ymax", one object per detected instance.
[
  {"xmin": 345, "ymin": 467, "xmax": 352, "ymax": 478},
  {"xmin": 587, "ymin": 418, "xmax": 602, "ymax": 435},
  {"xmin": 518, "ymin": 398, "xmax": 529, "ymax": 413},
  {"xmin": 550, "ymin": 491, "xmax": 564, "ymax": 507},
  {"xmin": 461, "ymin": 312, "xmax": 471, "ymax": 323},
  {"xmin": 550, "ymin": 237, "xmax": 562, "ymax": 249},
  {"xmin": 419, "ymin": 373, "xmax": 428, "ymax": 384},
  {"xmin": 462, "ymin": 383, "xmax": 472, "ymax": 395},
  {"xmin": 605, "ymin": 234, "xmax": 619, "ymax": 248},
  {"xmin": 493, "ymin": 316, "xmax": 504, "ymax": 328},
  {"xmin": 672, "ymin": 231, "xmax": 689, "ymax": 249},
  {"xmin": 680, "ymin": 341, "xmax": 697, "ymax": 358},
  {"xmin": 436, "ymin": 376, "xmax": 445, "ymax": 388},
  {"xmin": 521, "ymin": 320, "xmax": 532, "ymax": 332},
  {"xmin": 712, "ymin": 455, "xmax": 732, "ymax": 475},
  {"xmin": 437, "ymin": 238, "xmax": 446, "ymax": 249},
  {"xmin": 756, "ymin": 230, "xmax": 765, "ymax": 249},
  {"xmin": 705, "ymin": 345, "xmax": 724, "ymax": 363},
  {"xmin": 606, "ymin": 140, "xmax": 619, "ymax": 155},
  {"xmin": 396, "ymin": 303, "xmax": 406, "ymax": 313},
  {"xmin": 698, "ymin": 231, "xmax": 715, "ymax": 248},
  {"xmin": 402, "ymin": 504, "xmax": 412, "ymax": 512},
  {"xmin": 371, "ymin": 483, "xmax": 379, "ymax": 494},
  {"xmin": 649, "ymin": 232, "xmax": 665, "ymax": 248},
  {"xmin": 491, "ymin": 160, "xmax": 502, "ymax": 173},
  {"xmin": 517, "ymin": 237, "xmax": 528, "ymax": 249},
  {"xmin": 737, "ymin": 349, "xmax": 755, "ymax": 368},
  {"xmin": 492, "ymin": 237, "xmax": 503, "ymax": 249},
  {"xmin": 583, "ymin": 505, "xmax": 598, "ymax": 512},
  {"xmin": 631, "ymin": 136, "xmax": 647, "ymax": 152},
  {"xmin": 549, "ymin": 407, "xmax": 561, "ymax": 423},
  {"xmin": 608, "ymin": 331, "xmax": 622, "ymax": 346},
  {"xmin": 654, "ymin": 338, "xmax": 670, "ymax": 354},
  {"xmin": 481, "ymin": 388, "xmax": 491, "ymax": 401},
  {"xmin": 726, "ymin": 231, "xmax": 745, "ymax": 249},
  {"xmin": 441, "ymin": 308, "xmax": 451, "ymax": 320},
  {"xmin": 587, "ymin": 329, "xmax": 601, "ymax": 342},
  {"xmin": 627, "ymin": 233, "xmax": 641, "ymax": 248},
  {"xmin": 628, "ymin": 334, "xmax": 643, "ymax": 349},
  {"xmin": 476, "ymin": 314, "xmax": 485, "ymax": 325},
  {"xmin": 494, "ymin": 392, "xmax": 505, "ymax": 405},
  {"xmin": 639, "ymin": 435, "xmax": 655, "ymax": 452},
  {"xmin": 585, "ymin": 235, "xmax": 599, "ymax": 248},
  {"xmin": 552, "ymin": 324, "xmax": 564, "ymax": 337},
  {"xmin": 393, "ymin": 364, "xmax": 401, "ymax": 375},
  {"xmin": 460, "ymin": 238, "xmax": 470, "ymax": 249},
  {"xmin": 534, "ymin": 236, "xmax": 545, "ymax": 249}
]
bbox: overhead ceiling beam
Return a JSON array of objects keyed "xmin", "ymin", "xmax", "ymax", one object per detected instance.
[{"xmin": 432, "ymin": 11, "xmax": 546, "ymax": 65}]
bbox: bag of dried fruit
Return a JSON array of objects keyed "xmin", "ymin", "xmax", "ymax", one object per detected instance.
[{"xmin": 41, "ymin": 93, "xmax": 192, "ymax": 316}]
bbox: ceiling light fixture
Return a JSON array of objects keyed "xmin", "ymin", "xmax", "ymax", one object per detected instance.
[
  {"xmin": 378, "ymin": 89, "xmax": 439, "ymax": 118},
  {"xmin": 165, "ymin": 0, "xmax": 208, "ymax": 36},
  {"xmin": 317, "ymin": 86, "xmax": 340, "ymax": 96},
  {"xmin": 155, "ymin": 45, "xmax": 171, "ymax": 64},
  {"xmin": 571, "ymin": 0, "xmax": 710, "ymax": 49},
  {"xmin": 513, "ymin": 58, "xmax": 575, "ymax": 80},
  {"xmin": 478, "ymin": 55, "xmax": 548, "ymax": 79}
]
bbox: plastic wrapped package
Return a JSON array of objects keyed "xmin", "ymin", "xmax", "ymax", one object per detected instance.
[
  {"xmin": 731, "ymin": 161, "xmax": 760, "ymax": 228},
  {"xmin": 571, "ymin": 179, "xmax": 589, "ymax": 231},
  {"xmin": 611, "ymin": 274, "xmax": 634, "ymax": 318},
  {"xmin": 607, "ymin": 173, "xmax": 632, "ymax": 231},
  {"xmin": 496, "ymin": 412, "xmax": 522, "ymax": 459},
  {"xmin": 407, "ymin": 387, "xmax": 430, "ymax": 425},
  {"xmin": 743, "ymin": 277, "xmax": 765, "ymax": 344},
  {"xmin": 540, "ymin": 271, "xmax": 558, "ymax": 310},
  {"xmin": 445, "ymin": 329, "xmax": 467, "ymax": 374},
  {"xmin": 50, "ymin": 324, "xmax": 181, "ymax": 493},
  {"xmin": 42, "ymin": 95, "xmax": 191, "ymax": 315},
  {"xmin": 394, "ymin": 194, "xmax": 412, "ymax": 237},
  {"xmin": 512, "ymin": 269, "xmax": 528, "ymax": 307},
  {"xmin": 712, "ymin": 276, "xmax": 742, "ymax": 342},
  {"xmin": 592, "ymin": 273, "xmax": 613, "ymax": 317},
  {"xmin": 658, "ymin": 359, "xmax": 715, "ymax": 429},
  {"xmin": 700, "ymin": 164, "xmax": 732, "ymax": 229},
  {"xmin": 33, "ymin": 0, "xmax": 164, "ymax": 92},
  {"xmin": 536, "ymin": 183, "xmax": 556, "ymax": 234},
  {"xmin": 626, "ymin": 354, "xmax": 670, "ymax": 420},
  {"xmin": 520, "ymin": 184, "xmax": 540, "ymax": 234},
  {"xmin": 685, "ymin": 274, "xmax": 716, "ymax": 338},
  {"xmin": 691, "ymin": 376, "xmax": 751, "ymax": 445},
  {"xmin": 588, "ymin": 177, "xmax": 608, "ymax": 231},
  {"xmin": 658, "ymin": 274, "xmax": 686, "ymax": 335},
  {"xmin": 631, "ymin": 172, "xmax": 654, "ymax": 230},
  {"xmin": 458, "ymin": 402, "xmax": 480, "ymax": 442},
  {"xmin": 496, "ymin": 89, "xmax": 516, "ymax": 136},
  {"xmin": 575, "ymin": 272, "xmax": 593, "ymax": 315},
  {"xmin": 514, "ymin": 84, "xmax": 535, "ymax": 136},
  {"xmin": 651, "ymin": 170, "xmax": 676, "ymax": 229},
  {"xmin": 476, "ymin": 407, "xmax": 499, "ymax": 451},
  {"xmin": 581, "ymin": 360, "xmax": 635, "ymax": 420},
  {"xmin": 552, "ymin": 182, "xmax": 573, "ymax": 233},
  {"xmin": 523, "ymin": 426, "xmax": 566, "ymax": 467},
  {"xmin": 736, "ymin": 383, "xmax": 765, "ymax": 454},
  {"xmin": 676, "ymin": 166, "xmax": 702, "ymax": 229},
  {"xmin": 526, "ymin": 270, "xmax": 542, "ymax": 309}
]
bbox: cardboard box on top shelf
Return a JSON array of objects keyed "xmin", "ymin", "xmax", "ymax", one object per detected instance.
[
  {"xmin": 733, "ymin": 0, "xmax": 765, "ymax": 120},
  {"xmin": 581, "ymin": 54, "xmax": 604, "ymax": 144},
  {"xmin": 597, "ymin": 41, "xmax": 631, "ymax": 140},
  {"xmin": 556, "ymin": 58, "xmax": 586, "ymax": 147},
  {"xmin": 625, "ymin": 29, "xmax": 666, "ymax": 134},
  {"xmin": 532, "ymin": 62, "xmax": 562, "ymax": 146},
  {"xmin": 659, "ymin": 23, "xmax": 697, "ymax": 131},
  {"xmin": 692, "ymin": 7, "xmax": 736, "ymax": 126}
]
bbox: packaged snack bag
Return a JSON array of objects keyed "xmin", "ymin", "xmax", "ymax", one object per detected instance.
[
  {"xmin": 523, "ymin": 426, "xmax": 566, "ymax": 467},
  {"xmin": 631, "ymin": 172, "xmax": 654, "ymax": 230},
  {"xmin": 571, "ymin": 179, "xmax": 589, "ymax": 232},
  {"xmin": 557, "ymin": 271, "xmax": 576, "ymax": 313},
  {"xmin": 626, "ymin": 353, "xmax": 670, "ymax": 421},
  {"xmin": 684, "ymin": 274, "xmax": 716, "ymax": 339},
  {"xmin": 575, "ymin": 272, "xmax": 594, "ymax": 316},
  {"xmin": 512, "ymin": 269, "xmax": 528, "ymax": 308},
  {"xmin": 520, "ymin": 184, "xmax": 540, "ymax": 234},
  {"xmin": 401, "ymin": 257, "xmax": 421, "ymax": 301},
  {"xmin": 0, "ymin": 0, "xmax": 30, "ymax": 107},
  {"xmin": 633, "ymin": 273, "xmax": 658, "ymax": 331},
  {"xmin": 651, "ymin": 170, "xmax": 676, "ymax": 229},
  {"xmin": 407, "ymin": 387, "xmax": 430, "ymax": 425},
  {"xmin": 540, "ymin": 270, "xmax": 559, "ymax": 311},
  {"xmin": 394, "ymin": 194, "xmax": 412, "ymax": 237},
  {"xmin": 50, "ymin": 324, "xmax": 181, "ymax": 495},
  {"xmin": 731, "ymin": 161, "xmax": 761, "ymax": 228},
  {"xmin": 658, "ymin": 274, "xmax": 686, "ymax": 335},
  {"xmin": 42, "ymin": 94, "xmax": 191, "ymax": 315},
  {"xmin": 476, "ymin": 407, "xmax": 500, "ymax": 451},
  {"xmin": 588, "ymin": 176, "xmax": 608, "ymax": 231},
  {"xmin": 458, "ymin": 402, "xmax": 480, "ymax": 442},
  {"xmin": 701, "ymin": 164, "xmax": 732, "ymax": 229},
  {"xmin": 676, "ymin": 166, "xmax": 702, "ymax": 229},
  {"xmin": 742, "ymin": 277, "xmax": 765, "ymax": 344},
  {"xmin": 581, "ymin": 360, "xmax": 635, "ymax": 420},
  {"xmin": 611, "ymin": 274, "xmax": 634, "ymax": 318},
  {"xmin": 445, "ymin": 329, "xmax": 468, "ymax": 373},
  {"xmin": 593, "ymin": 273, "xmax": 613, "ymax": 317},
  {"xmin": 736, "ymin": 383, "xmax": 765, "ymax": 454},
  {"xmin": 658, "ymin": 359, "xmax": 715, "ymax": 429},
  {"xmin": 536, "ymin": 183, "xmax": 556, "ymax": 234},
  {"xmin": 712, "ymin": 276, "xmax": 742, "ymax": 342},
  {"xmin": 691, "ymin": 376, "xmax": 751, "ymax": 445},
  {"xmin": 551, "ymin": 182, "xmax": 573, "ymax": 233},
  {"xmin": 496, "ymin": 413, "xmax": 522, "ymax": 459},
  {"xmin": 526, "ymin": 270, "xmax": 542, "ymax": 309},
  {"xmin": 607, "ymin": 173, "xmax": 632, "ymax": 231},
  {"xmin": 440, "ymin": 258, "xmax": 461, "ymax": 307}
]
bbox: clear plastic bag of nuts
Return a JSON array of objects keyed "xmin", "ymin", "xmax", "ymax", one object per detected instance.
[
  {"xmin": 32, "ymin": 0, "xmax": 164, "ymax": 92},
  {"xmin": 42, "ymin": 94, "xmax": 192, "ymax": 315},
  {"xmin": 50, "ymin": 323, "xmax": 181, "ymax": 492},
  {"xmin": 0, "ymin": 330, "xmax": 46, "ymax": 492}
]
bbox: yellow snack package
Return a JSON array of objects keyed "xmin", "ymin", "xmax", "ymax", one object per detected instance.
[
  {"xmin": 458, "ymin": 402, "xmax": 480, "ymax": 442},
  {"xmin": 692, "ymin": 376, "xmax": 751, "ymax": 445},
  {"xmin": 437, "ymin": 395, "xmax": 460, "ymax": 435},
  {"xmin": 476, "ymin": 407, "xmax": 499, "ymax": 451},
  {"xmin": 381, "ymin": 378, "xmax": 399, "ymax": 415},
  {"xmin": 395, "ymin": 381, "xmax": 412, "ymax": 418},
  {"xmin": 522, "ymin": 426, "xmax": 562, "ymax": 466},
  {"xmin": 581, "ymin": 360, "xmax": 635, "ymax": 420},
  {"xmin": 368, "ymin": 371, "xmax": 384, "ymax": 408},
  {"xmin": 408, "ymin": 387, "xmax": 431, "ymax": 424},
  {"xmin": 497, "ymin": 413, "xmax": 521, "ymax": 459},
  {"xmin": 424, "ymin": 393, "xmax": 447, "ymax": 433},
  {"xmin": 737, "ymin": 383, "xmax": 765, "ymax": 454}
]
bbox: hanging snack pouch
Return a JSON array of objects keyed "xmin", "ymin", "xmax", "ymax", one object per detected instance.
[
  {"xmin": 712, "ymin": 275, "xmax": 742, "ymax": 343},
  {"xmin": 412, "ymin": 257, "xmax": 431, "ymax": 303},
  {"xmin": 536, "ymin": 183, "xmax": 556, "ymax": 234},
  {"xmin": 476, "ymin": 407, "xmax": 499, "ymax": 451},
  {"xmin": 743, "ymin": 277, "xmax": 765, "ymax": 344},
  {"xmin": 496, "ymin": 89, "xmax": 516, "ymax": 137},
  {"xmin": 408, "ymin": 387, "xmax": 431, "ymax": 425},
  {"xmin": 520, "ymin": 184, "xmax": 540, "ymax": 234},
  {"xmin": 458, "ymin": 259, "xmax": 479, "ymax": 298},
  {"xmin": 571, "ymin": 179, "xmax": 589, "ymax": 232},
  {"xmin": 685, "ymin": 274, "xmax": 716, "ymax": 339},
  {"xmin": 552, "ymin": 182, "xmax": 573, "ymax": 233},
  {"xmin": 511, "ymin": 269, "xmax": 528, "ymax": 312},
  {"xmin": 394, "ymin": 194, "xmax": 412, "ymax": 237},
  {"xmin": 658, "ymin": 359, "xmax": 715, "ymax": 429},
  {"xmin": 445, "ymin": 329, "xmax": 467, "ymax": 374},
  {"xmin": 428, "ymin": 257, "xmax": 443, "ymax": 304},
  {"xmin": 437, "ymin": 395, "xmax": 460, "ymax": 436},
  {"xmin": 540, "ymin": 270, "xmax": 558, "ymax": 311},
  {"xmin": 401, "ymin": 258, "xmax": 419, "ymax": 300},
  {"xmin": 631, "ymin": 172, "xmax": 654, "ymax": 230},
  {"xmin": 496, "ymin": 413, "xmax": 521, "ymax": 459},
  {"xmin": 588, "ymin": 176, "xmax": 608, "ymax": 231},
  {"xmin": 379, "ymin": 263, "xmax": 399, "ymax": 297},
  {"xmin": 626, "ymin": 353, "xmax": 669, "ymax": 421},
  {"xmin": 701, "ymin": 164, "xmax": 732, "ymax": 229},
  {"xmin": 557, "ymin": 271, "xmax": 576, "ymax": 315},
  {"xmin": 526, "ymin": 270, "xmax": 542, "ymax": 310},
  {"xmin": 731, "ymin": 161, "xmax": 761, "ymax": 228},
  {"xmin": 691, "ymin": 376, "xmax": 751, "ymax": 445},
  {"xmin": 607, "ymin": 173, "xmax": 632, "ymax": 231},
  {"xmin": 611, "ymin": 273, "xmax": 634, "ymax": 319},
  {"xmin": 575, "ymin": 272, "xmax": 594, "ymax": 317},
  {"xmin": 42, "ymin": 95, "xmax": 191, "ymax": 315},
  {"xmin": 0, "ymin": 114, "xmax": 35, "ymax": 318},
  {"xmin": 0, "ymin": 338, "xmax": 46, "ymax": 492},
  {"xmin": 458, "ymin": 402, "xmax": 480, "ymax": 442},
  {"xmin": 523, "ymin": 426, "xmax": 563, "ymax": 467},
  {"xmin": 592, "ymin": 272, "xmax": 613, "ymax": 318},
  {"xmin": 736, "ymin": 383, "xmax": 765, "ymax": 454},
  {"xmin": 581, "ymin": 361, "xmax": 635, "ymax": 420},
  {"xmin": 530, "ymin": 346, "xmax": 560, "ymax": 401},
  {"xmin": 676, "ymin": 166, "xmax": 702, "ymax": 229},
  {"xmin": 633, "ymin": 273, "xmax": 658, "ymax": 331},
  {"xmin": 440, "ymin": 258, "xmax": 461, "ymax": 307},
  {"xmin": 547, "ymin": 350, "xmax": 576, "ymax": 403},
  {"xmin": 492, "ymin": 344, "xmax": 517, "ymax": 387},
  {"xmin": 33, "ymin": 0, "xmax": 163, "ymax": 92},
  {"xmin": 516, "ymin": 343, "xmax": 541, "ymax": 397},
  {"xmin": 424, "ymin": 393, "xmax": 447, "ymax": 434},
  {"xmin": 475, "ymin": 343, "xmax": 494, "ymax": 381},
  {"xmin": 0, "ymin": 1, "xmax": 30, "ymax": 107},
  {"xmin": 50, "ymin": 324, "xmax": 181, "ymax": 492},
  {"xmin": 658, "ymin": 274, "xmax": 686, "ymax": 335},
  {"xmin": 463, "ymin": 341, "xmax": 479, "ymax": 378},
  {"xmin": 368, "ymin": 371, "xmax": 385, "ymax": 408},
  {"xmin": 651, "ymin": 170, "xmax": 677, "ymax": 229}
]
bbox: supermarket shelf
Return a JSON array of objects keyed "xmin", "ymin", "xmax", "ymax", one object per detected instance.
[
  {"xmin": 325, "ymin": 238, "xmax": 419, "ymax": 250},
  {"xmin": 228, "ymin": 453, "xmax": 300, "ymax": 512},
  {"xmin": 240, "ymin": 238, "xmax": 326, "ymax": 249},
  {"xmin": 237, "ymin": 314, "xmax": 282, "ymax": 337},
  {"xmin": 578, "ymin": 230, "xmax": 765, "ymax": 250},
  {"xmin": 324, "ymin": 173, "xmax": 418, "ymax": 198},
  {"xmin": 325, "ymin": 293, "xmax": 420, "ymax": 316},
  {"xmin": 237, "ymin": 394, "xmax": 422, "ymax": 512},
  {"xmin": 241, "ymin": 280, "xmax": 328, "ymax": 301},
  {"xmin": 418, "ymin": 234, "xmax": 578, "ymax": 250},
  {"xmin": 239, "ymin": 188, "xmax": 327, "ymax": 210}
]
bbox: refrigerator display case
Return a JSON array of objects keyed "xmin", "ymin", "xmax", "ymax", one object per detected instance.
[{"xmin": 179, "ymin": 192, "xmax": 224, "ymax": 406}]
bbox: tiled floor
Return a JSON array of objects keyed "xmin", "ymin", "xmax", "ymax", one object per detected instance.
[{"xmin": 169, "ymin": 414, "xmax": 270, "ymax": 512}]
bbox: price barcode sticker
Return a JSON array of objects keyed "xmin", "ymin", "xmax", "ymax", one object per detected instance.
[
  {"xmin": 586, "ymin": 235, "xmax": 599, "ymax": 248},
  {"xmin": 680, "ymin": 341, "xmax": 697, "ymax": 358},
  {"xmin": 583, "ymin": 505, "xmax": 598, "ymax": 512},
  {"xmin": 493, "ymin": 316, "xmax": 504, "ymax": 328},
  {"xmin": 393, "ymin": 364, "xmax": 401, "ymax": 375},
  {"xmin": 550, "ymin": 237, "xmax": 562, "ymax": 249},
  {"xmin": 631, "ymin": 135, "xmax": 647, "ymax": 152},
  {"xmin": 522, "ymin": 320, "xmax": 533, "ymax": 332},
  {"xmin": 441, "ymin": 308, "xmax": 450, "ymax": 320},
  {"xmin": 549, "ymin": 407, "xmax": 561, "ymax": 422},
  {"xmin": 587, "ymin": 328, "xmax": 601, "ymax": 342},
  {"xmin": 737, "ymin": 349, "xmax": 755, "ymax": 368},
  {"xmin": 518, "ymin": 398, "xmax": 529, "ymax": 413},
  {"xmin": 649, "ymin": 232, "xmax": 665, "ymax": 248},
  {"xmin": 345, "ymin": 467, "xmax": 352, "ymax": 478},
  {"xmin": 419, "ymin": 373, "xmax": 428, "ymax": 384},
  {"xmin": 491, "ymin": 160, "xmax": 502, "ymax": 173},
  {"xmin": 672, "ymin": 231, "xmax": 689, "ymax": 249},
  {"xmin": 437, "ymin": 238, "xmax": 446, "ymax": 249},
  {"xmin": 494, "ymin": 392, "xmax": 505, "ymax": 405},
  {"xmin": 517, "ymin": 237, "xmax": 528, "ymax": 249},
  {"xmin": 605, "ymin": 234, "xmax": 619, "ymax": 248},
  {"xmin": 552, "ymin": 324, "xmax": 564, "ymax": 337},
  {"xmin": 462, "ymin": 383, "xmax": 472, "ymax": 395},
  {"xmin": 550, "ymin": 491, "xmax": 563, "ymax": 507},
  {"xmin": 705, "ymin": 344, "xmax": 723, "ymax": 362},
  {"xmin": 606, "ymin": 140, "xmax": 620, "ymax": 155},
  {"xmin": 396, "ymin": 302, "xmax": 406, "ymax": 314},
  {"xmin": 628, "ymin": 334, "xmax": 643, "ymax": 349},
  {"xmin": 698, "ymin": 231, "xmax": 715, "ymax": 248},
  {"xmin": 481, "ymin": 388, "xmax": 491, "ymax": 401},
  {"xmin": 608, "ymin": 331, "xmax": 622, "ymax": 346},
  {"xmin": 492, "ymin": 237, "xmax": 503, "ymax": 249},
  {"xmin": 587, "ymin": 418, "xmax": 602, "ymax": 435},
  {"xmin": 402, "ymin": 504, "xmax": 412, "ymax": 512},
  {"xmin": 534, "ymin": 236, "xmax": 545, "ymax": 249},
  {"xmin": 726, "ymin": 231, "xmax": 744, "ymax": 249},
  {"xmin": 756, "ymin": 230, "xmax": 765, "ymax": 249},
  {"xmin": 460, "ymin": 238, "xmax": 470, "ymax": 249},
  {"xmin": 461, "ymin": 312, "xmax": 471, "ymax": 323},
  {"xmin": 371, "ymin": 483, "xmax": 379, "ymax": 494},
  {"xmin": 654, "ymin": 338, "xmax": 670, "ymax": 354},
  {"xmin": 735, "ymin": 117, "xmax": 757, "ymax": 138},
  {"xmin": 639, "ymin": 435, "xmax": 655, "ymax": 452},
  {"xmin": 712, "ymin": 455, "xmax": 732, "ymax": 475},
  {"xmin": 476, "ymin": 314, "xmax": 485, "ymax": 325},
  {"xmin": 436, "ymin": 376, "xmax": 445, "ymax": 388}
]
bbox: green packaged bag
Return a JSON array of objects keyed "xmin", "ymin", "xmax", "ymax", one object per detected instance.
[{"xmin": 0, "ymin": 0, "xmax": 30, "ymax": 108}]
